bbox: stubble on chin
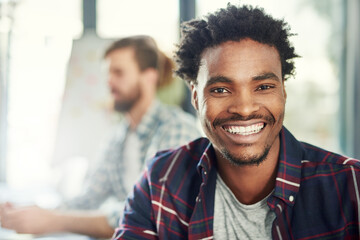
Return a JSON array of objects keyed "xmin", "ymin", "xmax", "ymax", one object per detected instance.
[
  {"xmin": 220, "ymin": 145, "xmax": 271, "ymax": 167},
  {"xmin": 113, "ymin": 100, "xmax": 133, "ymax": 113}
]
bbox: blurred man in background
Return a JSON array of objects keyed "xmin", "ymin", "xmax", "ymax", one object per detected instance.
[{"xmin": 0, "ymin": 35, "xmax": 202, "ymax": 238}]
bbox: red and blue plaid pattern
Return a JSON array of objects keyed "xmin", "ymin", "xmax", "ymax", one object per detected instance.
[{"xmin": 113, "ymin": 127, "xmax": 360, "ymax": 240}]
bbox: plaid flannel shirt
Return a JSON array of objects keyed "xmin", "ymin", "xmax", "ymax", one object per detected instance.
[{"xmin": 114, "ymin": 127, "xmax": 360, "ymax": 240}]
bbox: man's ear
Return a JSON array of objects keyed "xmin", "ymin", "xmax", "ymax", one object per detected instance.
[
  {"xmin": 190, "ymin": 83, "xmax": 199, "ymax": 111},
  {"xmin": 142, "ymin": 68, "xmax": 158, "ymax": 86},
  {"xmin": 282, "ymin": 79, "xmax": 287, "ymax": 100}
]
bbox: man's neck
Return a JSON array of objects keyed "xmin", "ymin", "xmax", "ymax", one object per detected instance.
[
  {"xmin": 125, "ymin": 97, "xmax": 154, "ymax": 130},
  {"xmin": 216, "ymin": 138, "xmax": 280, "ymax": 205}
]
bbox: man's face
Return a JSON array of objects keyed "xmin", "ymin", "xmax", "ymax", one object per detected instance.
[
  {"xmin": 105, "ymin": 47, "xmax": 142, "ymax": 112},
  {"xmin": 192, "ymin": 39, "xmax": 286, "ymax": 166}
]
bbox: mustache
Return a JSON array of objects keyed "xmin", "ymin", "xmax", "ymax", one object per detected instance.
[
  {"xmin": 213, "ymin": 114, "xmax": 275, "ymax": 128},
  {"xmin": 111, "ymin": 88, "xmax": 119, "ymax": 95}
]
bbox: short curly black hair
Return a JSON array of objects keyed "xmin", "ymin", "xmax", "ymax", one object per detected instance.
[{"xmin": 175, "ymin": 4, "xmax": 299, "ymax": 85}]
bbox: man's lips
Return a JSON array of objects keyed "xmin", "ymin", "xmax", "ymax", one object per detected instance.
[
  {"xmin": 110, "ymin": 89, "xmax": 123, "ymax": 100},
  {"xmin": 222, "ymin": 122, "xmax": 265, "ymax": 135},
  {"xmin": 213, "ymin": 114, "xmax": 274, "ymax": 127},
  {"xmin": 213, "ymin": 114, "xmax": 274, "ymax": 137},
  {"xmin": 111, "ymin": 88, "xmax": 119, "ymax": 95}
]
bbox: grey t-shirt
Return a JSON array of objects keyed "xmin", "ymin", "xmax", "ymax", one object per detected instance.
[{"xmin": 213, "ymin": 174, "xmax": 276, "ymax": 239}]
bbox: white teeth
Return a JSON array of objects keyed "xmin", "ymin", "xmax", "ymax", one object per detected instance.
[{"xmin": 224, "ymin": 123, "xmax": 264, "ymax": 135}]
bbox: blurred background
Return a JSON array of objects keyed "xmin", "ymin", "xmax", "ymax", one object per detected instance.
[{"xmin": 0, "ymin": 0, "xmax": 359, "ymax": 206}]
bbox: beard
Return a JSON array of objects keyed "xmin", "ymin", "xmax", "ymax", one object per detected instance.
[
  {"xmin": 113, "ymin": 88, "xmax": 141, "ymax": 113},
  {"xmin": 114, "ymin": 99, "xmax": 135, "ymax": 112},
  {"xmin": 211, "ymin": 112, "xmax": 280, "ymax": 166},
  {"xmin": 220, "ymin": 144, "xmax": 271, "ymax": 166}
]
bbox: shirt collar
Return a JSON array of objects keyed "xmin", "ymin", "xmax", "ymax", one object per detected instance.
[
  {"xmin": 129, "ymin": 100, "xmax": 162, "ymax": 138},
  {"xmin": 273, "ymin": 126, "xmax": 305, "ymax": 206},
  {"xmin": 195, "ymin": 127, "xmax": 305, "ymax": 207},
  {"xmin": 196, "ymin": 139, "xmax": 216, "ymax": 183}
]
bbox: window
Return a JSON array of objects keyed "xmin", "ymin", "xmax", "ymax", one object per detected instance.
[
  {"xmin": 97, "ymin": 0, "xmax": 179, "ymax": 53},
  {"xmin": 3, "ymin": 0, "xmax": 181, "ymax": 200},
  {"xmin": 5, "ymin": 0, "xmax": 82, "ymax": 191}
]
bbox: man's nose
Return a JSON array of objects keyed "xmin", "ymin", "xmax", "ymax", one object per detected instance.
[
  {"xmin": 227, "ymin": 90, "xmax": 260, "ymax": 116},
  {"xmin": 107, "ymin": 74, "xmax": 115, "ymax": 87}
]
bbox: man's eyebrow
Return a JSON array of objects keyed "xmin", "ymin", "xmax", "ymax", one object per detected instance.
[
  {"xmin": 205, "ymin": 76, "xmax": 232, "ymax": 87},
  {"xmin": 252, "ymin": 72, "xmax": 281, "ymax": 81}
]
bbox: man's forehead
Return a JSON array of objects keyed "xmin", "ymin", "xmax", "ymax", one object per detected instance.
[
  {"xmin": 105, "ymin": 48, "xmax": 138, "ymax": 67},
  {"xmin": 201, "ymin": 39, "xmax": 279, "ymax": 59},
  {"xmin": 109, "ymin": 47, "xmax": 135, "ymax": 59},
  {"xmin": 196, "ymin": 39, "xmax": 282, "ymax": 85}
]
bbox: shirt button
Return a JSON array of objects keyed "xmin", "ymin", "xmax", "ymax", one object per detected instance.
[
  {"xmin": 203, "ymin": 171, "xmax": 207, "ymax": 175},
  {"xmin": 289, "ymin": 195, "xmax": 294, "ymax": 202}
]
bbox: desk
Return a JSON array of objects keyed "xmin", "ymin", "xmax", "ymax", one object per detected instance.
[
  {"xmin": 0, "ymin": 184, "xmax": 94, "ymax": 240},
  {"xmin": 0, "ymin": 227, "xmax": 31, "ymax": 240},
  {"xmin": 0, "ymin": 183, "xmax": 60, "ymax": 209},
  {"xmin": 0, "ymin": 227, "xmax": 92, "ymax": 240}
]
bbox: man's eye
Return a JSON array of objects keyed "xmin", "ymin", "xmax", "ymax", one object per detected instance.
[
  {"xmin": 257, "ymin": 85, "xmax": 273, "ymax": 91},
  {"xmin": 212, "ymin": 88, "xmax": 228, "ymax": 93}
]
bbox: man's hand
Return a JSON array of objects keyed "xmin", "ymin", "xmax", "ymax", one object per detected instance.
[
  {"xmin": 0, "ymin": 203, "xmax": 59, "ymax": 234},
  {"xmin": 0, "ymin": 202, "xmax": 13, "ymax": 224},
  {"xmin": 0, "ymin": 202, "xmax": 115, "ymax": 238}
]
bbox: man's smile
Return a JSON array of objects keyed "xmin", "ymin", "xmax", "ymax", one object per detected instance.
[{"xmin": 222, "ymin": 122, "xmax": 265, "ymax": 136}]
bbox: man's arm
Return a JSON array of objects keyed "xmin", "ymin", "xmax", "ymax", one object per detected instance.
[
  {"xmin": 0, "ymin": 203, "xmax": 115, "ymax": 238},
  {"xmin": 113, "ymin": 170, "xmax": 157, "ymax": 240},
  {"xmin": 62, "ymin": 154, "xmax": 115, "ymax": 210}
]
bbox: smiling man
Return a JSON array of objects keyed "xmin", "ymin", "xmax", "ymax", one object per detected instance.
[{"xmin": 113, "ymin": 5, "xmax": 360, "ymax": 240}]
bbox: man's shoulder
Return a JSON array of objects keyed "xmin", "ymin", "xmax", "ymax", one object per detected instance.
[
  {"xmin": 301, "ymin": 141, "xmax": 360, "ymax": 168},
  {"xmin": 157, "ymin": 103, "xmax": 196, "ymax": 123},
  {"xmin": 146, "ymin": 137, "xmax": 210, "ymax": 180},
  {"xmin": 155, "ymin": 103, "xmax": 203, "ymax": 138}
]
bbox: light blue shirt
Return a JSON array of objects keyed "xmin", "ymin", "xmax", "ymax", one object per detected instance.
[{"xmin": 62, "ymin": 100, "xmax": 202, "ymax": 227}]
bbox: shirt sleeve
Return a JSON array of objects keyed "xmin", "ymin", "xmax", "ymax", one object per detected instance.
[
  {"xmin": 60, "ymin": 148, "xmax": 115, "ymax": 210},
  {"xmin": 150, "ymin": 115, "xmax": 202, "ymax": 159},
  {"xmin": 112, "ymin": 170, "xmax": 158, "ymax": 240},
  {"xmin": 102, "ymin": 199, "xmax": 126, "ymax": 229}
]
